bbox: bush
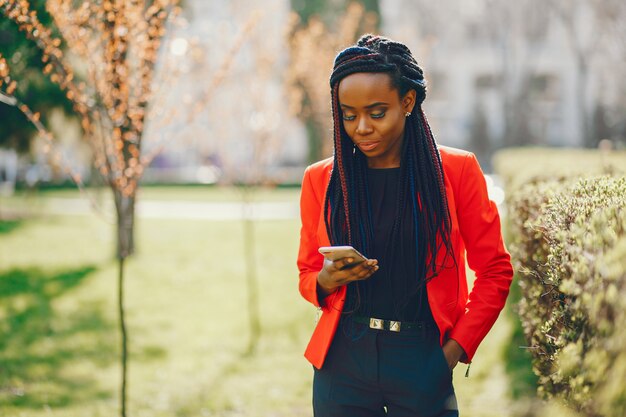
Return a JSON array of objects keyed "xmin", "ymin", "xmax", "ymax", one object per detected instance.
[{"xmin": 508, "ymin": 175, "xmax": 626, "ymax": 416}]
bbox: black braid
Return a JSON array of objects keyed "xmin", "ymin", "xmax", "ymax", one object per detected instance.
[{"xmin": 324, "ymin": 34, "xmax": 457, "ymax": 318}]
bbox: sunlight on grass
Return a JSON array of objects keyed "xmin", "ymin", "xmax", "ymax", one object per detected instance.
[{"xmin": 0, "ymin": 188, "xmax": 527, "ymax": 416}]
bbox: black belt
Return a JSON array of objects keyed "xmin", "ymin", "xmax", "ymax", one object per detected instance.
[{"xmin": 352, "ymin": 315, "xmax": 435, "ymax": 333}]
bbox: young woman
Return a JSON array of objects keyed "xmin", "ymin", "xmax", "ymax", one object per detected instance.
[{"xmin": 297, "ymin": 34, "xmax": 514, "ymax": 416}]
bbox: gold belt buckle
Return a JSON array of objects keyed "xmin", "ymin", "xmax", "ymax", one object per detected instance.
[
  {"xmin": 389, "ymin": 321, "xmax": 401, "ymax": 332},
  {"xmin": 369, "ymin": 318, "xmax": 383, "ymax": 330}
]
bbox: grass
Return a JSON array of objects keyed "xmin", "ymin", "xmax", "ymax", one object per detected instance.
[
  {"xmin": 0, "ymin": 188, "xmax": 532, "ymax": 416},
  {"xmin": 502, "ymin": 277, "xmax": 540, "ymax": 400},
  {"xmin": 0, "ymin": 220, "xmax": 22, "ymax": 235}
]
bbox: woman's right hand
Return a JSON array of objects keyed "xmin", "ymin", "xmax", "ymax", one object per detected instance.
[{"xmin": 317, "ymin": 257, "xmax": 379, "ymax": 296}]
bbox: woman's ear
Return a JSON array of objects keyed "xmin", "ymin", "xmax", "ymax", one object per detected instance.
[{"xmin": 402, "ymin": 89, "xmax": 417, "ymax": 114}]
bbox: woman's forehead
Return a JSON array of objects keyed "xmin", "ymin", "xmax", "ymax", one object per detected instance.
[{"xmin": 338, "ymin": 72, "xmax": 398, "ymax": 106}]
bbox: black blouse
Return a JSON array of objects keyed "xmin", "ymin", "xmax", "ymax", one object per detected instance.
[{"xmin": 355, "ymin": 166, "xmax": 436, "ymax": 324}]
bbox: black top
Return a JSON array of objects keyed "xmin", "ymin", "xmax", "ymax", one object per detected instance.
[{"xmin": 355, "ymin": 166, "xmax": 435, "ymax": 323}]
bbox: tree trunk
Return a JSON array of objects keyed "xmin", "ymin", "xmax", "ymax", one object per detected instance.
[
  {"xmin": 577, "ymin": 55, "xmax": 593, "ymax": 147},
  {"xmin": 118, "ymin": 256, "xmax": 128, "ymax": 417},
  {"xmin": 242, "ymin": 186, "xmax": 261, "ymax": 355},
  {"xmin": 306, "ymin": 119, "xmax": 323, "ymax": 164},
  {"xmin": 113, "ymin": 189, "xmax": 134, "ymax": 417},
  {"xmin": 114, "ymin": 191, "xmax": 135, "ymax": 259}
]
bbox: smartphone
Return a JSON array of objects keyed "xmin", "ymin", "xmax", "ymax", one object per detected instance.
[{"xmin": 318, "ymin": 245, "xmax": 369, "ymax": 269}]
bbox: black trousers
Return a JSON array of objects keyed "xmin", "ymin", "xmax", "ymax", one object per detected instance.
[{"xmin": 313, "ymin": 319, "xmax": 459, "ymax": 417}]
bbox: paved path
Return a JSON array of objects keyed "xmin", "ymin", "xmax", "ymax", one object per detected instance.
[
  {"xmin": 11, "ymin": 174, "xmax": 504, "ymax": 223},
  {"xmin": 41, "ymin": 198, "xmax": 301, "ymax": 220}
]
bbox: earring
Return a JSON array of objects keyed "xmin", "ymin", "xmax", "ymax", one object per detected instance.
[{"xmin": 405, "ymin": 112, "xmax": 411, "ymax": 117}]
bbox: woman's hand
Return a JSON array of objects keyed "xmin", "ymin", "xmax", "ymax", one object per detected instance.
[
  {"xmin": 442, "ymin": 339, "xmax": 466, "ymax": 371},
  {"xmin": 317, "ymin": 257, "xmax": 379, "ymax": 296}
]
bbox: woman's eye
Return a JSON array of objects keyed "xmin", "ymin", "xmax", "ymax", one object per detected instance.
[
  {"xmin": 342, "ymin": 114, "xmax": 356, "ymax": 121},
  {"xmin": 371, "ymin": 111, "xmax": 385, "ymax": 119}
]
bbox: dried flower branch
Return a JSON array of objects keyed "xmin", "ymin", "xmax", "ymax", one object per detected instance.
[
  {"xmin": 1, "ymin": 0, "xmax": 180, "ymax": 203},
  {"xmin": 0, "ymin": 52, "xmax": 114, "ymax": 222},
  {"xmin": 1, "ymin": 0, "xmax": 181, "ymax": 258}
]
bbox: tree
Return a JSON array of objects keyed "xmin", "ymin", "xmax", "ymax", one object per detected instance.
[
  {"xmin": 470, "ymin": 99, "xmax": 491, "ymax": 168},
  {"xmin": 546, "ymin": 0, "xmax": 626, "ymax": 147},
  {"xmin": 1, "ymin": 1, "xmax": 179, "ymax": 416},
  {"xmin": 0, "ymin": 0, "xmax": 74, "ymax": 154},
  {"xmin": 290, "ymin": 0, "xmax": 380, "ymax": 26},
  {"xmin": 179, "ymin": 5, "xmax": 285, "ymax": 356},
  {"xmin": 468, "ymin": 0, "xmax": 547, "ymax": 147},
  {"xmin": 547, "ymin": 0, "xmax": 602, "ymax": 147},
  {"xmin": 583, "ymin": 0, "xmax": 626, "ymax": 147},
  {"xmin": 1, "ymin": 2, "xmax": 256, "ymax": 414}
]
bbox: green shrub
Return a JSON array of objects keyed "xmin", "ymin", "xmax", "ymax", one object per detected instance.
[{"xmin": 509, "ymin": 175, "xmax": 626, "ymax": 416}]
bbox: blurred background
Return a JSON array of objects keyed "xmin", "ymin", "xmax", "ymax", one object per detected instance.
[
  {"xmin": 1, "ymin": 1, "xmax": 625, "ymax": 416},
  {"xmin": 2, "ymin": 0, "xmax": 625, "ymax": 188}
]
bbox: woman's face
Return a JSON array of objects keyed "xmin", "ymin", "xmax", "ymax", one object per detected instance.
[{"xmin": 337, "ymin": 72, "xmax": 416, "ymax": 168}]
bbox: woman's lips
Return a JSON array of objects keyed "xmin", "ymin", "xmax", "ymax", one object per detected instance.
[{"xmin": 357, "ymin": 141, "xmax": 380, "ymax": 152}]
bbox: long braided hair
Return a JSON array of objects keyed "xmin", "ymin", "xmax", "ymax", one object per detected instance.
[{"xmin": 325, "ymin": 34, "xmax": 456, "ymax": 318}]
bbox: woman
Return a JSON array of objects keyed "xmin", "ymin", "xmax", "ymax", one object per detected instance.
[{"xmin": 297, "ymin": 34, "xmax": 513, "ymax": 417}]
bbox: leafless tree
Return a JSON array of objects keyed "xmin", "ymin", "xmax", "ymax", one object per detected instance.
[
  {"xmin": 0, "ymin": 1, "xmax": 251, "ymax": 415},
  {"xmin": 212, "ymin": 6, "xmax": 288, "ymax": 356},
  {"xmin": 1, "ymin": 2, "xmax": 179, "ymax": 415}
]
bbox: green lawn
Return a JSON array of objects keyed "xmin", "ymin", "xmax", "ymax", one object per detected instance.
[{"xmin": 0, "ymin": 188, "xmax": 530, "ymax": 416}]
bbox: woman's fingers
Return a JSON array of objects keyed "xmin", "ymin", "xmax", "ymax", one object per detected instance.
[
  {"xmin": 337, "ymin": 259, "xmax": 378, "ymax": 283},
  {"xmin": 333, "ymin": 257, "xmax": 360, "ymax": 270},
  {"xmin": 323, "ymin": 257, "xmax": 379, "ymax": 287},
  {"xmin": 333, "ymin": 257, "xmax": 377, "ymax": 270},
  {"xmin": 354, "ymin": 261, "xmax": 379, "ymax": 280}
]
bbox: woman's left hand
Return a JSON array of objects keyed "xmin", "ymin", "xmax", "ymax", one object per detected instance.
[{"xmin": 442, "ymin": 339, "xmax": 466, "ymax": 371}]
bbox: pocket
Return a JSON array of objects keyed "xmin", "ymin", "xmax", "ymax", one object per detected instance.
[
  {"xmin": 432, "ymin": 343, "xmax": 453, "ymax": 383},
  {"xmin": 420, "ymin": 340, "xmax": 455, "ymax": 403},
  {"xmin": 313, "ymin": 365, "xmax": 334, "ymax": 402}
]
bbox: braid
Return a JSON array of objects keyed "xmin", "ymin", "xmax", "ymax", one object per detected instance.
[
  {"xmin": 325, "ymin": 83, "xmax": 352, "ymax": 245},
  {"xmin": 420, "ymin": 107, "xmax": 453, "ymax": 232},
  {"xmin": 325, "ymin": 34, "xmax": 456, "ymax": 316}
]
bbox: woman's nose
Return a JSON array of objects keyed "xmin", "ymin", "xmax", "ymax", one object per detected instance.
[{"xmin": 355, "ymin": 117, "xmax": 374, "ymax": 135}]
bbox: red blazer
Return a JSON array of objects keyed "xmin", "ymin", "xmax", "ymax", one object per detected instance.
[{"xmin": 297, "ymin": 145, "xmax": 514, "ymax": 369}]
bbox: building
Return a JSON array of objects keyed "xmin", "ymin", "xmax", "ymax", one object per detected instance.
[
  {"xmin": 4, "ymin": 0, "xmax": 622, "ymax": 190},
  {"xmin": 380, "ymin": 0, "xmax": 625, "ymax": 167}
]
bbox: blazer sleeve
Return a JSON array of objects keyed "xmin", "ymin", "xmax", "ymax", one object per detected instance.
[
  {"xmin": 449, "ymin": 152, "xmax": 514, "ymax": 361},
  {"xmin": 297, "ymin": 166, "xmax": 325, "ymax": 308}
]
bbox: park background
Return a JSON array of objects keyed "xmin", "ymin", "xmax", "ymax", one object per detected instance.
[{"xmin": 1, "ymin": 1, "xmax": 625, "ymax": 416}]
